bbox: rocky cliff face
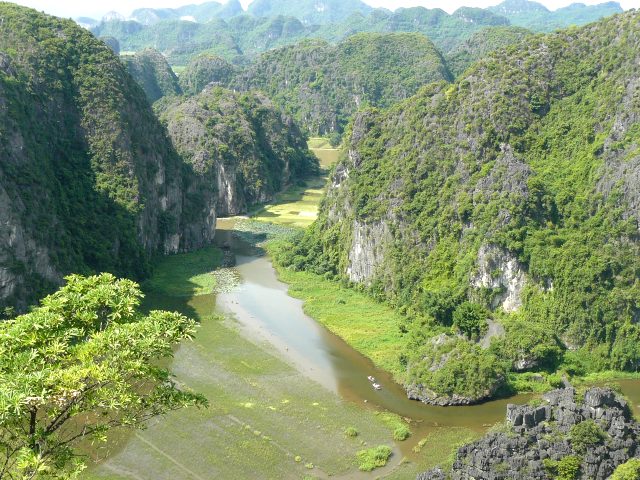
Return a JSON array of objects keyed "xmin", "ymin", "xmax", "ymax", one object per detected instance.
[
  {"xmin": 0, "ymin": 4, "xmax": 215, "ymax": 309},
  {"xmin": 419, "ymin": 387, "xmax": 640, "ymax": 480},
  {"xmin": 346, "ymin": 220, "xmax": 391, "ymax": 284},
  {"xmin": 471, "ymin": 244, "xmax": 526, "ymax": 312},
  {"xmin": 160, "ymin": 86, "xmax": 318, "ymax": 217}
]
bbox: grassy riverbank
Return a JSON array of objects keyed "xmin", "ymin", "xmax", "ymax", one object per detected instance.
[{"xmin": 268, "ymin": 245, "xmax": 406, "ymax": 381}]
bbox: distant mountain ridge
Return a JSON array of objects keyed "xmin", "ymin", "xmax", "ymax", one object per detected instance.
[
  {"xmin": 85, "ymin": 0, "xmax": 623, "ymax": 66},
  {"xmin": 247, "ymin": 0, "xmax": 373, "ymax": 25},
  {"xmin": 489, "ymin": 0, "xmax": 623, "ymax": 30},
  {"xmin": 131, "ymin": 0, "xmax": 243, "ymax": 25}
]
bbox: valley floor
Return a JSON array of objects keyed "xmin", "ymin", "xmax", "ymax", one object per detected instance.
[{"xmin": 83, "ymin": 140, "xmax": 640, "ymax": 480}]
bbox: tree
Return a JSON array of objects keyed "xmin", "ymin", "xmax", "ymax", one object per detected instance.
[
  {"xmin": 452, "ymin": 302, "xmax": 489, "ymax": 340},
  {"xmin": 0, "ymin": 273, "xmax": 207, "ymax": 479}
]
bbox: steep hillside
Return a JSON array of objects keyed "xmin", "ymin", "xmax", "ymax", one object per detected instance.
[
  {"xmin": 222, "ymin": 33, "xmax": 451, "ymax": 134},
  {"xmin": 445, "ymin": 26, "xmax": 533, "ymax": 77},
  {"xmin": 277, "ymin": 12, "xmax": 640, "ymax": 404},
  {"xmin": 247, "ymin": 0, "xmax": 372, "ymax": 25},
  {"xmin": 122, "ymin": 48, "xmax": 182, "ymax": 103},
  {"xmin": 159, "ymin": 86, "xmax": 318, "ymax": 216},
  {"xmin": 0, "ymin": 4, "xmax": 216, "ymax": 310},
  {"xmin": 489, "ymin": 0, "xmax": 623, "ymax": 31}
]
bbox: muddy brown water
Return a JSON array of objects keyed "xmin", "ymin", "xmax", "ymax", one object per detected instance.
[{"xmin": 213, "ymin": 218, "xmax": 640, "ymax": 458}]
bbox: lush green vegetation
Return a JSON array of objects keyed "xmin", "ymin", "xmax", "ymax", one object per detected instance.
[
  {"xmin": 356, "ymin": 445, "xmax": 392, "ymax": 472},
  {"xmin": 180, "ymin": 32, "xmax": 451, "ymax": 134},
  {"xmin": 0, "ymin": 274, "xmax": 205, "ymax": 478},
  {"xmin": 452, "ymin": 302, "xmax": 489, "ymax": 340},
  {"xmin": 275, "ymin": 12, "xmax": 640, "ymax": 402},
  {"xmin": 177, "ymin": 54, "xmax": 237, "ymax": 96},
  {"xmin": 144, "ymin": 246, "xmax": 223, "ymax": 297},
  {"xmin": 543, "ymin": 455, "xmax": 582, "ymax": 480},
  {"xmin": 611, "ymin": 458, "xmax": 640, "ymax": 480},
  {"xmin": 570, "ymin": 420, "xmax": 607, "ymax": 453},
  {"xmin": 159, "ymin": 86, "xmax": 318, "ymax": 215},
  {"xmin": 446, "ymin": 25, "xmax": 533, "ymax": 77},
  {"xmin": 122, "ymin": 48, "xmax": 182, "ymax": 103},
  {"xmin": 0, "ymin": 3, "xmax": 189, "ymax": 309}
]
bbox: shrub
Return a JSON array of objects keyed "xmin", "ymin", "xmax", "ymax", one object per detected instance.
[
  {"xmin": 344, "ymin": 426, "xmax": 359, "ymax": 438},
  {"xmin": 393, "ymin": 425, "xmax": 411, "ymax": 441},
  {"xmin": 452, "ymin": 302, "xmax": 489, "ymax": 340},
  {"xmin": 543, "ymin": 455, "xmax": 582, "ymax": 480},
  {"xmin": 570, "ymin": 420, "xmax": 607, "ymax": 453},
  {"xmin": 610, "ymin": 458, "xmax": 640, "ymax": 480},
  {"xmin": 356, "ymin": 445, "xmax": 392, "ymax": 472}
]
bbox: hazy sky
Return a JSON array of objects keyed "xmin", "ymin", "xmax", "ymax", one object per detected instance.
[{"xmin": 11, "ymin": 0, "xmax": 640, "ymax": 21}]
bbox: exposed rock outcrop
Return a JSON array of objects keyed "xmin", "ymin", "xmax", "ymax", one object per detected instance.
[
  {"xmin": 346, "ymin": 220, "xmax": 391, "ymax": 284},
  {"xmin": 471, "ymin": 244, "xmax": 526, "ymax": 312},
  {"xmin": 418, "ymin": 387, "xmax": 640, "ymax": 480}
]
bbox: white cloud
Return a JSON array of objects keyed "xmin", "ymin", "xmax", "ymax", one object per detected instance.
[{"xmin": 8, "ymin": 0, "xmax": 639, "ymax": 21}]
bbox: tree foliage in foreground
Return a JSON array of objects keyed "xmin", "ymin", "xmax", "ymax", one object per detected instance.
[{"xmin": 0, "ymin": 274, "xmax": 206, "ymax": 479}]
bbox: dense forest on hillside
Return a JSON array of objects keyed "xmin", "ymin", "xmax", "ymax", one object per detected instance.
[
  {"xmin": 123, "ymin": 26, "xmax": 540, "ymax": 134},
  {"xmin": 0, "ymin": 3, "xmax": 317, "ymax": 311},
  {"xmin": 122, "ymin": 48, "xmax": 183, "ymax": 102},
  {"xmin": 219, "ymin": 32, "xmax": 451, "ymax": 134},
  {"xmin": 445, "ymin": 26, "xmax": 533, "ymax": 77},
  {"xmin": 0, "ymin": 3, "xmax": 199, "ymax": 309},
  {"xmin": 276, "ymin": 10, "xmax": 640, "ymax": 405}
]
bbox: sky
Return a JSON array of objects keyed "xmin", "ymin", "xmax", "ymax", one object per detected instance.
[{"xmin": 9, "ymin": 0, "xmax": 640, "ymax": 21}]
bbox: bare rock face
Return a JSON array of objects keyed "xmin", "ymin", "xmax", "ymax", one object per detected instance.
[
  {"xmin": 418, "ymin": 388, "xmax": 640, "ymax": 480},
  {"xmin": 471, "ymin": 244, "xmax": 526, "ymax": 312},
  {"xmin": 346, "ymin": 220, "xmax": 391, "ymax": 284}
]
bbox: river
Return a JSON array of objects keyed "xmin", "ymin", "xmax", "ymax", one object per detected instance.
[{"xmin": 214, "ymin": 218, "xmax": 640, "ymax": 459}]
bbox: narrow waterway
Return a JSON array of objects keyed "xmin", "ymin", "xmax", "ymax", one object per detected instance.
[
  {"xmin": 211, "ymin": 218, "xmax": 638, "ymax": 459},
  {"xmin": 215, "ymin": 221, "xmax": 530, "ymax": 455}
]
